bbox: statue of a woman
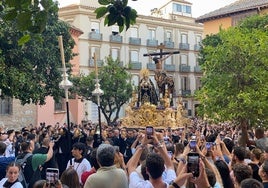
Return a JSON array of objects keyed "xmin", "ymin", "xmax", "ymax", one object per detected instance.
[{"xmin": 138, "ymin": 69, "xmax": 158, "ymax": 105}]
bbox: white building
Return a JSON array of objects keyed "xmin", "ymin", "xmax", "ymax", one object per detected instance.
[{"xmin": 58, "ymin": 0, "xmax": 203, "ymax": 122}]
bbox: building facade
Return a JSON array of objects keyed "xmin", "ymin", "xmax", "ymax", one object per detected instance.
[
  {"xmin": 196, "ymin": 0, "xmax": 268, "ymax": 35},
  {"xmin": 58, "ymin": 0, "xmax": 203, "ymax": 123}
]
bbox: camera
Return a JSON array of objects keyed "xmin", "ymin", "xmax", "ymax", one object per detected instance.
[
  {"xmin": 189, "ymin": 140, "xmax": 197, "ymax": 151},
  {"xmin": 205, "ymin": 142, "xmax": 213, "ymax": 151},
  {"xmin": 187, "ymin": 152, "xmax": 200, "ymax": 177},
  {"xmin": 46, "ymin": 168, "xmax": 59, "ymax": 186},
  {"xmin": 146, "ymin": 126, "xmax": 154, "ymax": 139}
]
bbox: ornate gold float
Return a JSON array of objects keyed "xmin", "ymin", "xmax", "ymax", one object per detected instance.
[{"xmin": 121, "ymin": 69, "xmax": 190, "ymax": 129}]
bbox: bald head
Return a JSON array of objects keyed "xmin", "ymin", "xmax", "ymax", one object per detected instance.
[{"xmin": 42, "ymin": 138, "xmax": 50, "ymax": 147}]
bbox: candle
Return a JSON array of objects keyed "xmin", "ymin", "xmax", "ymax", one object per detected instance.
[
  {"xmin": 94, "ymin": 53, "xmax": 98, "ymax": 76},
  {"xmin": 170, "ymin": 94, "xmax": 172, "ymax": 98},
  {"xmin": 58, "ymin": 36, "xmax": 66, "ymax": 70},
  {"xmin": 160, "ymin": 93, "xmax": 163, "ymax": 98},
  {"xmin": 165, "ymin": 84, "xmax": 168, "ymax": 90}
]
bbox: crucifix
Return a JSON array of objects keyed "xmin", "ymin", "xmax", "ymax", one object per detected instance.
[{"xmin": 143, "ymin": 43, "xmax": 180, "ymax": 70}]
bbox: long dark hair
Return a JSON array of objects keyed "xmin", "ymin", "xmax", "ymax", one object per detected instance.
[{"xmin": 214, "ymin": 160, "xmax": 234, "ymax": 188}]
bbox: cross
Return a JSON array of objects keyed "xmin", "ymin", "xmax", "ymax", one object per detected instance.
[{"xmin": 143, "ymin": 43, "xmax": 180, "ymax": 70}]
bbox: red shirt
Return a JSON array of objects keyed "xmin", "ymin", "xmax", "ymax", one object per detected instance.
[{"xmin": 81, "ymin": 167, "xmax": 97, "ymax": 185}]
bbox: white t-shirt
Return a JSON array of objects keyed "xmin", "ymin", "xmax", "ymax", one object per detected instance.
[
  {"xmin": 0, "ymin": 178, "xmax": 23, "ymax": 188},
  {"xmin": 129, "ymin": 169, "xmax": 176, "ymax": 188},
  {"xmin": 66, "ymin": 158, "xmax": 91, "ymax": 184}
]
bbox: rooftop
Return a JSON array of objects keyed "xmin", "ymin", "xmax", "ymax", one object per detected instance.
[{"xmin": 196, "ymin": 0, "xmax": 268, "ymax": 23}]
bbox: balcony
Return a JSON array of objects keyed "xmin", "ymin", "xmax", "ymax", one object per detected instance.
[
  {"xmin": 164, "ymin": 64, "xmax": 175, "ymax": 71},
  {"xmin": 179, "ymin": 64, "xmax": 191, "ymax": 72},
  {"xmin": 179, "ymin": 43, "xmax": 190, "ymax": 50},
  {"xmin": 147, "ymin": 63, "xmax": 156, "ymax": 70},
  {"xmin": 194, "ymin": 44, "xmax": 201, "ymax": 51},
  {"xmin": 182, "ymin": 90, "xmax": 191, "ymax": 97},
  {"xmin": 89, "ymin": 59, "xmax": 103, "ymax": 67},
  {"xmin": 194, "ymin": 66, "xmax": 202, "ymax": 73},
  {"xmin": 164, "ymin": 41, "xmax": 174, "ymax": 48},
  {"xmin": 110, "ymin": 34, "xmax": 122, "ymax": 43},
  {"xmin": 89, "ymin": 32, "xmax": 102, "ymax": 41},
  {"xmin": 129, "ymin": 61, "xmax": 142, "ymax": 70},
  {"xmin": 146, "ymin": 39, "xmax": 158, "ymax": 47},
  {"xmin": 129, "ymin": 37, "xmax": 141, "ymax": 45}
]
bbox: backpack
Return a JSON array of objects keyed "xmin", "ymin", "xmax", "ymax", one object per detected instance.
[
  {"xmin": 15, "ymin": 153, "xmax": 32, "ymax": 188},
  {"xmin": 23, "ymin": 155, "xmax": 42, "ymax": 188}
]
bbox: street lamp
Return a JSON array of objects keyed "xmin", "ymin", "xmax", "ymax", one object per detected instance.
[
  {"xmin": 59, "ymin": 72, "xmax": 73, "ymax": 132},
  {"xmin": 58, "ymin": 36, "xmax": 73, "ymax": 163},
  {"xmin": 92, "ymin": 53, "xmax": 104, "ymax": 148}
]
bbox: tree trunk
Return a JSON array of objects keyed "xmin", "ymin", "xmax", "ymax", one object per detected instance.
[{"xmin": 239, "ymin": 118, "xmax": 249, "ymax": 147}]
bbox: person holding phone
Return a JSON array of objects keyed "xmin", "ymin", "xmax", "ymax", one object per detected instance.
[
  {"xmin": 169, "ymin": 155, "xmax": 212, "ymax": 188},
  {"xmin": 127, "ymin": 128, "xmax": 176, "ymax": 188}
]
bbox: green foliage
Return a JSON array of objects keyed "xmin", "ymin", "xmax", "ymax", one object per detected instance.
[
  {"xmin": 0, "ymin": 8, "xmax": 75, "ymax": 105},
  {"xmin": 71, "ymin": 57, "xmax": 133, "ymax": 124},
  {"xmin": 95, "ymin": 0, "xmax": 137, "ymax": 32},
  {"xmin": 196, "ymin": 15, "xmax": 268, "ymax": 126},
  {"xmin": 0, "ymin": 0, "xmax": 58, "ymax": 43},
  {"xmin": 238, "ymin": 14, "xmax": 268, "ymax": 31}
]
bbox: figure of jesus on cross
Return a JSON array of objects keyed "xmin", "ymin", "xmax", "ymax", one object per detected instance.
[{"xmin": 143, "ymin": 43, "xmax": 180, "ymax": 70}]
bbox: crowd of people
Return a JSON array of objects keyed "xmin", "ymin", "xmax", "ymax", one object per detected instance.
[{"xmin": 0, "ymin": 118, "xmax": 268, "ymax": 188}]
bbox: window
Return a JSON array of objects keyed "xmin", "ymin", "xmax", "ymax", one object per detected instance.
[
  {"xmin": 165, "ymin": 31, "xmax": 172, "ymax": 41},
  {"xmin": 181, "ymin": 76, "xmax": 190, "ymax": 90},
  {"xmin": 111, "ymin": 48, "xmax": 120, "ymax": 61},
  {"xmin": 148, "ymin": 51, "xmax": 155, "ymax": 63},
  {"xmin": 195, "ymin": 77, "xmax": 202, "ymax": 90},
  {"xmin": 130, "ymin": 50, "xmax": 139, "ymax": 62},
  {"xmin": 196, "ymin": 35, "xmax": 202, "ymax": 45},
  {"xmin": 148, "ymin": 29, "xmax": 156, "ymax": 40},
  {"xmin": 183, "ymin": 101, "xmax": 188, "ymax": 109},
  {"xmin": 182, "ymin": 5, "xmax": 191, "ymax": 14},
  {"xmin": 112, "ymin": 26, "xmax": 119, "ymax": 35},
  {"xmin": 0, "ymin": 97, "xmax": 12, "ymax": 115},
  {"xmin": 173, "ymin": 4, "xmax": 182, "ymax": 12},
  {"xmin": 131, "ymin": 75, "xmax": 139, "ymax": 88},
  {"xmin": 54, "ymin": 99, "xmax": 64, "ymax": 111},
  {"xmin": 91, "ymin": 102, "xmax": 98, "ymax": 121},
  {"xmin": 130, "ymin": 28, "xmax": 138, "ymax": 38},
  {"xmin": 181, "ymin": 33, "xmax": 188, "ymax": 43},
  {"xmin": 173, "ymin": 3, "xmax": 191, "ymax": 14},
  {"xmin": 91, "ymin": 22, "xmax": 100, "ymax": 33},
  {"xmin": 180, "ymin": 54, "xmax": 188, "ymax": 65},
  {"xmin": 195, "ymin": 55, "xmax": 199, "ymax": 66},
  {"xmin": 165, "ymin": 56, "xmax": 172, "ymax": 65},
  {"xmin": 89, "ymin": 46, "xmax": 100, "ymax": 65}
]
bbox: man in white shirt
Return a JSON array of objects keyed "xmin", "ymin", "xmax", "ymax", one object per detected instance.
[{"xmin": 66, "ymin": 142, "xmax": 91, "ymax": 185}]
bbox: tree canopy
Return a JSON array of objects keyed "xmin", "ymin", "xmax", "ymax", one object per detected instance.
[
  {"xmin": 71, "ymin": 57, "xmax": 133, "ymax": 125},
  {"xmin": 0, "ymin": 7, "xmax": 75, "ymax": 105},
  {"xmin": 196, "ymin": 15, "xmax": 268, "ymax": 126},
  {"xmin": 0, "ymin": 0, "xmax": 58, "ymax": 43},
  {"xmin": 95, "ymin": 0, "xmax": 137, "ymax": 32}
]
